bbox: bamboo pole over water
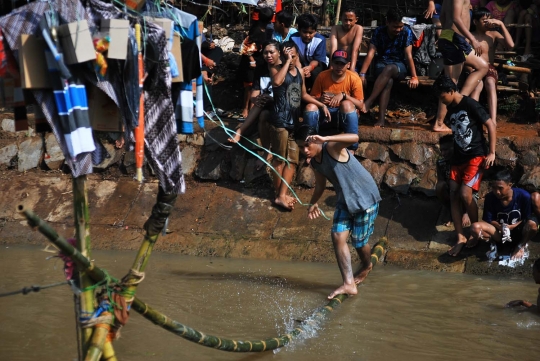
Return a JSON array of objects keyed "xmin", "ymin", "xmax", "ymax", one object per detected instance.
[
  {"xmin": 19, "ymin": 205, "xmax": 388, "ymax": 353},
  {"xmin": 72, "ymin": 176, "xmax": 95, "ymax": 358}
]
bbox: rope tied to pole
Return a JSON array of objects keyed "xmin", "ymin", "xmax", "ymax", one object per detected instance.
[{"xmin": 0, "ymin": 280, "xmax": 69, "ymax": 298}]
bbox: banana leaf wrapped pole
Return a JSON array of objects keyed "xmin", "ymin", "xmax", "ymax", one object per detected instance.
[
  {"xmin": 19, "ymin": 205, "xmax": 389, "ymax": 353},
  {"xmin": 134, "ymin": 22, "xmax": 145, "ymax": 182},
  {"xmin": 72, "ymin": 176, "xmax": 96, "ymax": 357}
]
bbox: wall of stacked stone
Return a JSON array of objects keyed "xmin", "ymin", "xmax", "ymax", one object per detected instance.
[{"xmin": 2, "ymin": 116, "xmax": 539, "ymax": 197}]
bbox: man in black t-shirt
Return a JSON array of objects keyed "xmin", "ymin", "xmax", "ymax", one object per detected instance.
[{"xmin": 433, "ymin": 75, "xmax": 496, "ymax": 257}]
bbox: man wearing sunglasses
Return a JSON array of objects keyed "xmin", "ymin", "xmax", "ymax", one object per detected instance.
[{"xmin": 303, "ymin": 50, "xmax": 364, "ymax": 152}]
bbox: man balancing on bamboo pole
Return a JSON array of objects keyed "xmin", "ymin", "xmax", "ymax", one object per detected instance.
[{"xmin": 295, "ymin": 125, "xmax": 381, "ymax": 299}]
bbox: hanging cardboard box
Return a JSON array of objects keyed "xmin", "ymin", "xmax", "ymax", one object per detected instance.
[
  {"xmin": 87, "ymin": 86, "xmax": 123, "ymax": 132},
  {"xmin": 100, "ymin": 19, "xmax": 129, "ymax": 60},
  {"xmin": 124, "ymin": 0, "xmax": 146, "ymax": 12},
  {"xmin": 171, "ymin": 33, "xmax": 184, "ymax": 83},
  {"xmin": 57, "ymin": 20, "xmax": 96, "ymax": 65},
  {"xmin": 18, "ymin": 34, "xmax": 52, "ymax": 89},
  {"xmin": 145, "ymin": 17, "xmax": 173, "ymax": 40}
]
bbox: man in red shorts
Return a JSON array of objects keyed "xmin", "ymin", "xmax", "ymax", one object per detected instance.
[{"xmin": 433, "ymin": 75, "xmax": 497, "ymax": 256}]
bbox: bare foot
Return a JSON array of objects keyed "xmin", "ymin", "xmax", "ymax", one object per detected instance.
[
  {"xmin": 353, "ymin": 263, "xmax": 373, "ymax": 284},
  {"xmin": 227, "ymin": 131, "xmax": 241, "ymax": 143},
  {"xmin": 466, "ymin": 235, "xmax": 479, "ymax": 248},
  {"xmin": 448, "ymin": 235, "xmax": 467, "ymax": 256},
  {"xmin": 274, "ymin": 195, "xmax": 296, "ymax": 211},
  {"xmin": 462, "ymin": 213, "xmax": 471, "ymax": 228},
  {"xmin": 240, "ymin": 109, "xmax": 249, "ymax": 118},
  {"xmin": 443, "ymin": 220, "xmax": 453, "ymax": 227},
  {"xmin": 374, "ymin": 118, "xmax": 385, "ymax": 128},
  {"xmin": 432, "ymin": 123, "xmax": 452, "ymax": 132},
  {"xmin": 328, "ymin": 283, "xmax": 358, "ymax": 299}
]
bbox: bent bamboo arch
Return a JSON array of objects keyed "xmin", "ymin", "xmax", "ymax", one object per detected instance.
[{"xmin": 19, "ymin": 204, "xmax": 387, "ymax": 354}]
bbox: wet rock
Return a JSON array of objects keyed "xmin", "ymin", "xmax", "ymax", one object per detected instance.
[
  {"xmin": 243, "ymin": 157, "xmax": 267, "ymax": 184},
  {"xmin": 178, "ymin": 133, "xmax": 205, "ymax": 146},
  {"xmin": 180, "ymin": 145, "xmax": 200, "ymax": 175},
  {"xmin": 195, "ymin": 151, "xmax": 227, "ymax": 180},
  {"xmin": 94, "ymin": 143, "xmax": 122, "ymax": 169},
  {"xmin": 389, "ymin": 143, "xmax": 435, "ymax": 165},
  {"xmin": 205, "ymin": 127, "xmax": 231, "ymax": 152},
  {"xmin": 355, "ymin": 142, "xmax": 389, "ymax": 162},
  {"xmin": 229, "ymin": 147, "xmax": 246, "ymax": 181},
  {"xmin": 18, "ymin": 137, "xmax": 42, "ymax": 171},
  {"xmin": 361, "ymin": 158, "xmax": 389, "ymax": 185},
  {"xmin": 383, "ymin": 164, "xmax": 417, "ymax": 194},
  {"xmin": 0, "ymin": 143, "xmax": 17, "ymax": 165},
  {"xmin": 122, "ymin": 151, "xmax": 136, "ymax": 174},
  {"xmin": 520, "ymin": 166, "xmax": 540, "ymax": 190},
  {"xmin": 1, "ymin": 118, "xmax": 15, "ymax": 132},
  {"xmin": 519, "ymin": 149, "xmax": 539, "ymax": 167},
  {"xmin": 411, "ymin": 168, "xmax": 437, "ymax": 197},
  {"xmin": 495, "ymin": 140, "xmax": 517, "ymax": 167},
  {"xmin": 296, "ymin": 162, "xmax": 316, "ymax": 188},
  {"xmin": 44, "ymin": 133, "xmax": 64, "ymax": 170}
]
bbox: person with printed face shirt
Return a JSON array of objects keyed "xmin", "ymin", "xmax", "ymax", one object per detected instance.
[{"xmin": 433, "ymin": 74, "xmax": 496, "ymax": 257}]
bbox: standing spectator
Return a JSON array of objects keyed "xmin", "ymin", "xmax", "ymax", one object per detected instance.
[
  {"xmin": 290, "ymin": 14, "xmax": 328, "ymax": 91},
  {"xmin": 359, "ymin": 9, "xmax": 419, "ymax": 128},
  {"xmin": 432, "ymin": 75, "xmax": 496, "ymax": 257},
  {"xmin": 238, "ymin": 7, "xmax": 274, "ymax": 119}
]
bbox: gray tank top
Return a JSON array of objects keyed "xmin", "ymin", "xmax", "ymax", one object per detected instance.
[{"xmin": 311, "ymin": 143, "xmax": 381, "ymax": 213}]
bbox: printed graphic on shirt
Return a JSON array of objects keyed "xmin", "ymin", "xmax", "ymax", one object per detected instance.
[
  {"xmin": 449, "ymin": 110, "xmax": 473, "ymax": 151},
  {"xmin": 287, "ymin": 82, "xmax": 302, "ymax": 108},
  {"xmin": 497, "ymin": 209, "xmax": 522, "ymax": 225}
]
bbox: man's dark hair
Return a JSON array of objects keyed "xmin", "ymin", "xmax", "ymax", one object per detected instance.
[
  {"xmin": 472, "ymin": 7, "xmax": 492, "ymax": 21},
  {"xmin": 432, "ymin": 74, "xmax": 458, "ymax": 95},
  {"xmin": 297, "ymin": 14, "xmax": 318, "ymax": 31},
  {"xmin": 276, "ymin": 10, "xmax": 294, "ymax": 28},
  {"xmin": 258, "ymin": 7, "xmax": 274, "ymax": 25},
  {"xmin": 493, "ymin": 169, "xmax": 513, "ymax": 184},
  {"xmin": 281, "ymin": 40, "xmax": 299, "ymax": 54},
  {"xmin": 294, "ymin": 124, "xmax": 317, "ymax": 141},
  {"xmin": 342, "ymin": 8, "xmax": 357, "ymax": 17},
  {"xmin": 386, "ymin": 8, "xmax": 404, "ymax": 23}
]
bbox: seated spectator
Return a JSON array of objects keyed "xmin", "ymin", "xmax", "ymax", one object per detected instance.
[
  {"xmin": 485, "ymin": 0, "xmax": 518, "ymax": 25},
  {"xmin": 273, "ymin": 10, "xmax": 298, "ymax": 43},
  {"xmin": 506, "ymin": 258, "xmax": 540, "ymax": 313},
  {"xmin": 470, "ymin": 7, "xmax": 514, "ymax": 125},
  {"xmin": 467, "ymin": 169, "xmax": 538, "ymax": 261},
  {"xmin": 514, "ymin": 0, "xmax": 540, "ymax": 61},
  {"xmin": 330, "ymin": 8, "xmax": 363, "ymax": 72},
  {"xmin": 258, "ymin": 40, "xmax": 329, "ymax": 210},
  {"xmin": 238, "ymin": 7, "xmax": 274, "ymax": 119},
  {"xmin": 303, "ymin": 50, "xmax": 364, "ymax": 151},
  {"xmin": 359, "ymin": 8, "xmax": 419, "ymax": 128},
  {"xmin": 200, "ymin": 27, "xmax": 224, "ymax": 115},
  {"xmin": 290, "ymin": 14, "xmax": 328, "ymax": 91}
]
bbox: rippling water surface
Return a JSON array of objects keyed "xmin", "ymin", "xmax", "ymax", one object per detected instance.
[{"xmin": 0, "ymin": 245, "xmax": 538, "ymax": 360}]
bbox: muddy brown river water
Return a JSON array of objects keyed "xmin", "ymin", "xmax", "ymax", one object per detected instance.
[{"xmin": 0, "ymin": 245, "xmax": 538, "ymax": 360}]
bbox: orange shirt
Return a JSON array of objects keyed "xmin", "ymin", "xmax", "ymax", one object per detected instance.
[{"xmin": 310, "ymin": 69, "xmax": 364, "ymax": 101}]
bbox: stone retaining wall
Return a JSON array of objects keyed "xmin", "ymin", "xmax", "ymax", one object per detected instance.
[{"xmin": 2, "ymin": 117, "xmax": 540, "ymax": 197}]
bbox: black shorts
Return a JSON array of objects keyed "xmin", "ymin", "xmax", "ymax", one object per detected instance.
[{"xmin": 438, "ymin": 29, "xmax": 473, "ymax": 66}]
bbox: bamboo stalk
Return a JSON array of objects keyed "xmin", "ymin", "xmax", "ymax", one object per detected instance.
[
  {"xmin": 73, "ymin": 176, "xmax": 95, "ymax": 357},
  {"xmin": 101, "ymin": 341, "xmax": 117, "ymax": 361},
  {"xmin": 84, "ymin": 312, "xmax": 112, "ymax": 361},
  {"xmin": 18, "ymin": 206, "xmax": 388, "ymax": 353}
]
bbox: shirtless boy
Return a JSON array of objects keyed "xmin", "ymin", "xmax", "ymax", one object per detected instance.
[
  {"xmin": 432, "ymin": 0, "xmax": 489, "ymax": 132},
  {"xmin": 470, "ymin": 8, "xmax": 514, "ymax": 125},
  {"xmin": 330, "ymin": 8, "xmax": 363, "ymax": 73}
]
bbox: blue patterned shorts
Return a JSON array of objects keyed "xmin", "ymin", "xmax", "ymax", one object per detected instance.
[{"xmin": 331, "ymin": 203, "xmax": 379, "ymax": 248}]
